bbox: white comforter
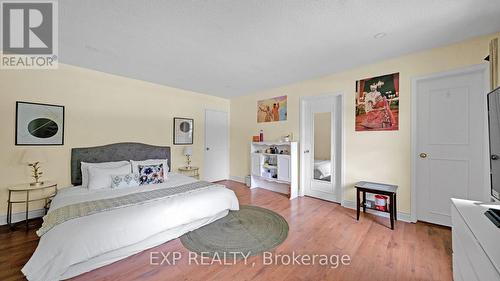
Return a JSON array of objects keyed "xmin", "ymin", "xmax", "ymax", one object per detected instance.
[{"xmin": 22, "ymin": 173, "xmax": 239, "ymax": 281}]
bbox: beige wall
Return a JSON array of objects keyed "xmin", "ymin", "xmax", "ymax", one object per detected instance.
[
  {"xmin": 0, "ymin": 64, "xmax": 229, "ymax": 215},
  {"xmin": 230, "ymin": 32, "xmax": 500, "ymax": 214}
]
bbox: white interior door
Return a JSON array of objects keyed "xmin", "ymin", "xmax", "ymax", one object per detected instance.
[
  {"xmin": 301, "ymin": 95, "xmax": 341, "ymax": 202},
  {"xmin": 204, "ymin": 109, "xmax": 229, "ymax": 182},
  {"xmin": 415, "ymin": 67, "xmax": 487, "ymax": 226}
]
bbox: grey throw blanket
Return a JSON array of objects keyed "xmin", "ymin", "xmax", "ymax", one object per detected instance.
[{"xmin": 37, "ymin": 181, "xmax": 215, "ymax": 237}]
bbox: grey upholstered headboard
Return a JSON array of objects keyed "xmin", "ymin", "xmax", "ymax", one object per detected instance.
[{"xmin": 71, "ymin": 142, "xmax": 171, "ymax": 186}]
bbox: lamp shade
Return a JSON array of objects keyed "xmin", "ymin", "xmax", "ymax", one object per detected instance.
[
  {"xmin": 21, "ymin": 149, "xmax": 47, "ymax": 164},
  {"xmin": 183, "ymin": 146, "xmax": 193, "ymax": 156}
]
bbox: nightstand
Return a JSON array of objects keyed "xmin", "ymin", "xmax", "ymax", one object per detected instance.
[
  {"xmin": 178, "ymin": 166, "xmax": 200, "ymax": 179},
  {"xmin": 7, "ymin": 181, "xmax": 57, "ymax": 229}
]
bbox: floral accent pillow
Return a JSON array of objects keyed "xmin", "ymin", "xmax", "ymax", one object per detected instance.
[
  {"xmin": 138, "ymin": 164, "xmax": 164, "ymax": 185},
  {"xmin": 111, "ymin": 173, "xmax": 140, "ymax": 189}
]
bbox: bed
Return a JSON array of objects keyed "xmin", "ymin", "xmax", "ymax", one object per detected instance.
[
  {"xmin": 314, "ymin": 159, "xmax": 331, "ymax": 181},
  {"xmin": 22, "ymin": 143, "xmax": 239, "ymax": 281}
]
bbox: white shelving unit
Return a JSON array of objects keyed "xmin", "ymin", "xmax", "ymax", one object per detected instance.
[{"xmin": 250, "ymin": 141, "xmax": 299, "ymax": 199}]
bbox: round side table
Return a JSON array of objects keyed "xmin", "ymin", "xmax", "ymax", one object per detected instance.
[
  {"xmin": 178, "ymin": 166, "xmax": 200, "ymax": 180},
  {"xmin": 7, "ymin": 181, "xmax": 57, "ymax": 230}
]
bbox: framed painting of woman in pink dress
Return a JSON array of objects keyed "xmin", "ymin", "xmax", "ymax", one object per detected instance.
[{"xmin": 355, "ymin": 73, "xmax": 399, "ymax": 131}]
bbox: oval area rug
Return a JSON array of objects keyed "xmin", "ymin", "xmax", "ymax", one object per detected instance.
[{"xmin": 180, "ymin": 205, "xmax": 289, "ymax": 258}]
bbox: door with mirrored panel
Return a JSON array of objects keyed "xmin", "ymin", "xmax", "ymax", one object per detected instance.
[{"xmin": 301, "ymin": 96, "xmax": 340, "ymax": 202}]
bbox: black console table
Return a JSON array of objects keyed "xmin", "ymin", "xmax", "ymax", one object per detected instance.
[{"xmin": 355, "ymin": 181, "xmax": 398, "ymax": 229}]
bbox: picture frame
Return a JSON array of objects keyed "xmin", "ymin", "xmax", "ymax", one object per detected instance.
[
  {"xmin": 16, "ymin": 101, "xmax": 65, "ymax": 145},
  {"xmin": 257, "ymin": 95, "xmax": 287, "ymax": 123},
  {"xmin": 173, "ymin": 117, "xmax": 194, "ymax": 145},
  {"xmin": 355, "ymin": 72, "xmax": 399, "ymax": 131}
]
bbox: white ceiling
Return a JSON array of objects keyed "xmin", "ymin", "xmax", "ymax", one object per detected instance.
[{"xmin": 59, "ymin": 0, "xmax": 500, "ymax": 98}]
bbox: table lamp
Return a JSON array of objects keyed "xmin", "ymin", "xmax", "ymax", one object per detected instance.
[
  {"xmin": 183, "ymin": 146, "xmax": 193, "ymax": 168},
  {"xmin": 21, "ymin": 150, "xmax": 47, "ymax": 186}
]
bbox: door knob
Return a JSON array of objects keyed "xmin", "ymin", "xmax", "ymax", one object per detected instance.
[
  {"xmin": 304, "ymin": 150, "xmax": 310, "ymax": 153},
  {"xmin": 492, "ymin": 154, "xmax": 499, "ymax": 160},
  {"xmin": 419, "ymin": 153, "xmax": 428, "ymax": 158},
  {"xmin": 206, "ymin": 147, "xmax": 210, "ymax": 151}
]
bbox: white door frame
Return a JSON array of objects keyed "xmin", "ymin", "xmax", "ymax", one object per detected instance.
[
  {"xmin": 299, "ymin": 92, "xmax": 345, "ymax": 202},
  {"xmin": 204, "ymin": 108, "xmax": 229, "ymax": 181},
  {"xmin": 410, "ymin": 63, "xmax": 490, "ymax": 222}
]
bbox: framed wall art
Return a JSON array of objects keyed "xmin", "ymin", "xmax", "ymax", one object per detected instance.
[
  {"xmin": 257, "ymin": 95, "xmax": 287, "ymax": 123},
  {"xmin": 355, "ymin": 73, "xmax": 399, "ymax": 131},
  {"xmin": 16, "ymin": 101, "xmax": 65, "ymax": 145},
  {"xmin": 173, "ymin": 117, "xmax": 194, "ymax": 145}
]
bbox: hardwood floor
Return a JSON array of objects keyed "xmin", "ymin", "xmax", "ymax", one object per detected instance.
[{"xmin": 0, "ymin": 180, "xmax": 452, "ymax": 281}]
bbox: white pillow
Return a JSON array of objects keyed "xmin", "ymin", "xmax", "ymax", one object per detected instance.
[
  {"xmin": 81, "ymin": 161, "xmax": 130, "ymax": 188},
  {"xmin": 131, "ymin": 159, "xmax": 169, "ymax": 180},
  {"xmin": 88, "ymin": 165, "xmax": 132, "ymax": 190}
]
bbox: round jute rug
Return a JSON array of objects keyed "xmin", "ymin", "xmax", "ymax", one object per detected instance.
[{"xmin": 180, "ymin": 205, "xmax": 289, "ymax": 258}]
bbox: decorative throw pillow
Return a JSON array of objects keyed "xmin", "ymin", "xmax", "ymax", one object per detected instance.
[
  {"xmin": 111, "ymin": 173, "xmax": 140, "ymax": 189},
  {"xmin": 131, "ymin": 159, "xmax": 169, "ymax": 180},
  {"xmin": 138, "ymin": 164, "xmax": 164, "ymax": 185}
]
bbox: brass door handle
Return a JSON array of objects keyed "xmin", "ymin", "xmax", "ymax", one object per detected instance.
[{"xmin": 419, "ymin": 153, "xmax": 428, "ymax": 158}]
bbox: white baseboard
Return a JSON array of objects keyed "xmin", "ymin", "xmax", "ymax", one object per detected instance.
[
  {"xmin": 341, "ymin": 200, "xmax": 414, "ymax": 223},
  {"xmin": 0, "ymin": 208, "xmax": 45, "ymax": 225},
  {"xmin": 229, "ymin": 175, "xmax": 246, "ymax": 184}
]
